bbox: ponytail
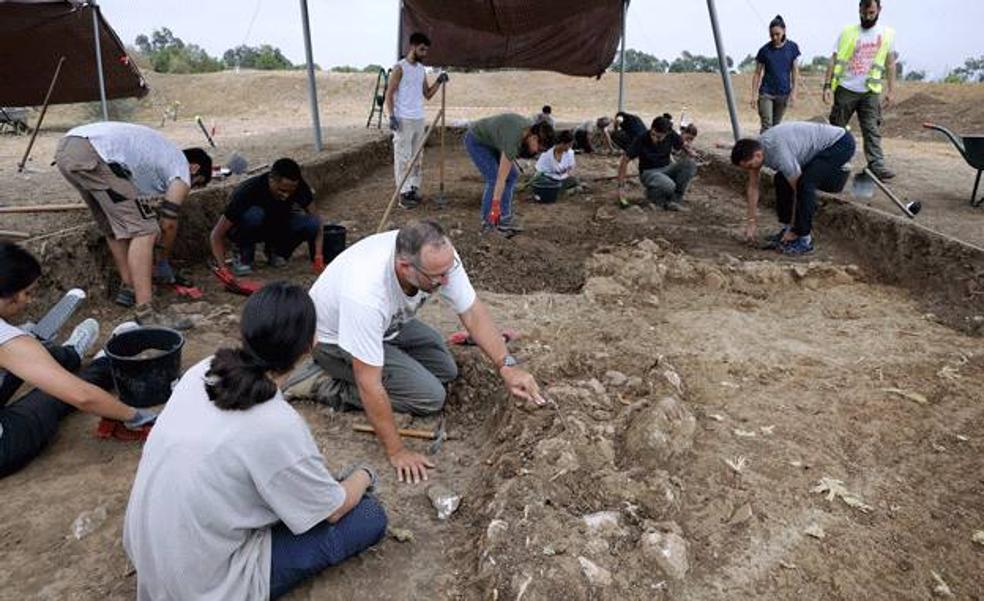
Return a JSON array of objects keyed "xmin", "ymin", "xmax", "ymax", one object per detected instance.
[
  {"xmin": 204, "ymin": 281, "xmax": 316, "ymax": 411},
  {"xmin": 769, "ymin": 15, "xmax": 787, "ymax": 43}
]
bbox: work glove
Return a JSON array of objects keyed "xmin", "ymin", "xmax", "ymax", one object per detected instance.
[
  {"xmin": 436, "ymin": 71, "xmax": 450, "ymax": 84},
  {"xmin": 338, "ymin": 463, "xmax": 379, "ymax": 492},
  {"xmin": 124, "ymin": 408, "xmax": 158, "ymax": 430},
  {"xmin": 487, "ymin": 198, "xmax": 502, "ymax": 226},
  {"xmin": 211, "ymin": 264, "xmax": 237, "ymax": 288},
  {"xmin": 389, "ymin": 115, "xmax": 400, "ymax": 131},
  {"xmin": 312, "ymin": 254, "xmax": 325, "ymax": 274}
]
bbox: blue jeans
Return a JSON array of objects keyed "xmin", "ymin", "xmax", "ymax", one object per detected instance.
[
  {"xmin": 269, "ymin": 495, "xmax": 387, "ymax": 599},
  {"xmin": 229, "ymin": 207, "xmax": 320, "ymax": 264},
  {"xmin": 774, "ymin": 132, "xmax": 856, "ymax": 236},
  {"xmin": 464, "ymin": 131, "xmax": 517, "ymax": 226}
]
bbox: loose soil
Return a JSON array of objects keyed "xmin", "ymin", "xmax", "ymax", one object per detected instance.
[{"xmin": 1, "ymin": 147, "xmax": 982, "ymax": 600}]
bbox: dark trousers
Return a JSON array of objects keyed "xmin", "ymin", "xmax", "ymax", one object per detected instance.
[
  {"xmin": 0, "ymin": 347, "xmax": 113, "ymax": 478},
  {"xmin": 229, "ymin": 207, "xmax": 320, "ymax": 264},
  {"xmin": 829, "ymin": 87, "xmax": 885, "ymax": 171},
  {"xmin": 269, "ymin": 495, "xmax": 387, "ymax": 599},
  {"xmin": 774, "ymin": 132, "xmax": 856, "ymax": 237}
]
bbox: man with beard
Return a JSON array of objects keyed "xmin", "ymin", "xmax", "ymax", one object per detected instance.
[
  {"xmin": 823, "ymin": 0, "xmax": 897, "ymax": 179},
  {"xmin": 463, "ymin": 114, "xmax": 554, "ymax": 234},
  {"xmin": 385, "ymin": 32, "xmax": 449, "ymax": 209},
  {"xmin": 308, "ymin": 220, "xmax": 545, "ymax": 484}
]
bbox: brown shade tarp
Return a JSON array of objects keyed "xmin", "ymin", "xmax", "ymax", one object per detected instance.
[
  {"xmin": 400, "ymin": 0, "xmax": 626, "ymax": 77},
  {"xmin": 0, "ymin": 0, "xmax": 147, "ymax": 106}
]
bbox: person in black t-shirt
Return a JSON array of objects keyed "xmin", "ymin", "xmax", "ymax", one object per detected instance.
[
  {"xmin": 610, "ymin": 111, "xmax": 647, "ymax": 153},
  {"xmin": 616, "ymin": 114, "xmax": 697, "ymax": 211},
  {"xmin": 209, "ymin": 158, "xmax": 325, "ymax": 275}
]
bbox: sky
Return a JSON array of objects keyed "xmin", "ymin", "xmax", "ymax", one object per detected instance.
[{"xmin": 98, "ymin": 0, "xmax": 984, "ymax": 80}]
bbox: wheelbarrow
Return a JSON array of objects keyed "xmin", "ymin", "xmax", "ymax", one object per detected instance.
[{"xmin": 923, "ymin": 122, "xmax": 984, "ymax": 207}]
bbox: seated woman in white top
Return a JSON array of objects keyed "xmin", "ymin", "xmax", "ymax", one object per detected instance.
[
  {"xmin": 0, "ymin": 242, "xmax": 154, "ymax": 479},
  {"xmin": 124, "ymin": 281, "xmax": 386, "ymax": 601},
  {"xmin": 530, "ymin": 130, "xmax": 581, "ymax": 201}
]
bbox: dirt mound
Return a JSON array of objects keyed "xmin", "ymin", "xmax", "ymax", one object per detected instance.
[{"xmin": 893, "ymin": 92, "xmax": 948, "ymax": 111}]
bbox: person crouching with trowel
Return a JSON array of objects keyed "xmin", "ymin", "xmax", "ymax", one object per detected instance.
[
  {"xmin": 209, "ymin": 158, "xmax": 325, "ymax": 283},
  {"xmin": 308, "ymin": 219, "xmax": 545, "ymax": 484}
]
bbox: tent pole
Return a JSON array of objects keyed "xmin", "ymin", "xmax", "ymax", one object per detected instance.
[
  {"xmin": 91, "ymin": 1, "xmax": 109, "ymax": 120},
  {"xmin": 617, "ymin": 0, "xmax": 627, "ymax": 113},
  {"xmin": 299, "ymin": 0, "xmax": 323, "ymax": 152},
  {"xmin": 706, "ymin": 0, "xmax": 740, "ymax": 141},
  {"xmin": 396, "ymin": 0, "xmax": 404, "ymax": 61},
  {"xmin": 18, "ymin": 56, "xmax": 66, "ymax": 173}
]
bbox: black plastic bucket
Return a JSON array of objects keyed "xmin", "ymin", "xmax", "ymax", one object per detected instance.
[
  {"xmin": 532, "ymin": 180, "xmax": 562, "ymax": 204},
  {"xmin": 105, "ymin": 327, "xmax": 184, "ymax": 408},
  {"xmin": 322, "ymin": 224, "xmax": 347, "ymax": 264}
]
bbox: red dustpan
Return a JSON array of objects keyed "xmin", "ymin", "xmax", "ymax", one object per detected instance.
[{"xmin": 226, "ymin": 278, "xmax": 262, "ymax": 296}]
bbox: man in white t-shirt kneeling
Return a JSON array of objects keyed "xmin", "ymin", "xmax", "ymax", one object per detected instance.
[{"xmin": 309, "ymin": 220, "xmax": 545, "ymax": 484}]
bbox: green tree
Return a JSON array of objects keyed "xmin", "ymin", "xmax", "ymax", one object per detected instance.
[
  {"xmin": 904, "ymin": 70, "xmax": 926, "ymax": 81},
  {"xmin": 363, "ymin": 64, "xmax": 385, "ymax": 73},
  {"xmin": 133, "ymin": 28, "xmax": 223, "ymax": 74},
  {"xmin": 800, "ymin": 55, "xmax": 832, "ymax": 75},
  {"xmin": 609, "ymin": 49, "xmax": 670, "ymax": 72},
  {"xmin": 950, "ymin": 55, "xmax": 984, "ymax": 83},
  {"xmin": 223, "ymin": 44, "xmax": 293, "ymax": 70},
  {"xmin": 668, "ymin": 51, "xmax": 731, "ymax": 73},
  {"xmin": 738, "ymin": 53, "xmax": 757, "ymax": 73},
  {"xmin": 330, "ymin": 65, "xmax": 361, "ymax": 73}
]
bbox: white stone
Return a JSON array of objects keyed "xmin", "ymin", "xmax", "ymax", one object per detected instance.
[{"xmin": 578, "ymin": 556, "xmax": 613, "ymax": 587}]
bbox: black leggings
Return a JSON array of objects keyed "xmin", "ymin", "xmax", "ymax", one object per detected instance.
[{"xmin": 0, "ymin": 346, "xmax": 113, "ymax": 478}]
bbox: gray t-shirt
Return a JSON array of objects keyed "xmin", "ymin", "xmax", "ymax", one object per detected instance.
[
  {"xmin": 760, "ymin": 122, "xmax": 847, "ymax": 180},
  {"xmin": 123, "ymin": 358, "xmax": 345, "ymax": 601},
  {"xmin": 66, "ymin": 122, "xmax": 191, "ymax": 196}
]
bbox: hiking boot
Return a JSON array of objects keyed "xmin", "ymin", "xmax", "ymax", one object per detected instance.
[
  {"xmin": 114, "ymin": 286, "xmax": 136, "ymax": 308},
  {"xmin": 662, "ymin": 200, "xmax": 687, "ymax": 212},
  {"xmin": 65, "ymin": 318, "xmax": 100, "ymax": 358},
  {"xmin": 870, "ymin": 166, "xmax": 896, "ymax": 180},
  {"xmin": 498, "ymin": 217, "xmax": 524, "ymax": 232},
  {"xmin": 134, "ymin": 303, "xmax": 194, "ymax": 331},
  {"xmin": 410, "ymin": 187, "xmax": 423, "ymax": 203},
  {"xmin": 268, "ymin": 255, "xmax": 288, "ymax": 269},
  {"xmin": 399, "ymin": 192, "xmax": 419, "ymax": 209},
  {"xmin": 781, "ymin": 236, "xmax": 815, "ymax": 256}
]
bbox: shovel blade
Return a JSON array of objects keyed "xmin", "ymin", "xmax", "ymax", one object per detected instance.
[{"xmin": 851, "ymin": 171, "xmax": 876, "ymax": 200}]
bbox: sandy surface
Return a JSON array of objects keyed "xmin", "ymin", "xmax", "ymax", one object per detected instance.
[{"xmin": 1, "ymin": 142, "xmax": 982, "ymax": 599}]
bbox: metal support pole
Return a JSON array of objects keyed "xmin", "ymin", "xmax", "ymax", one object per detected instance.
[
  {"xmin": 299, "ymin": 0, "xmax": 323, "ymax": 151},
  {"xmin": 396, "ymin": 1, "xmax": 404, "ymax": 61},
  {"xmin": 617, "ymin": 0, "xmax": 627, "ymax": 113},
  {"xmin": 437, "ymin": 81, "xmax": 447, "ymax": 206},
  {"xmin": 706, "ymin": 0, "xmax": 741, "ymax": 141},
  {"xmin": 91, "ymin": 1, "xmax": 109, "ymax": 120}
]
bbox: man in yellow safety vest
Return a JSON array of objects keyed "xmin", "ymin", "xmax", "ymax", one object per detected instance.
[{"xmin": 822, "ymin": 0, "xmax": 897, "ymax": 180}]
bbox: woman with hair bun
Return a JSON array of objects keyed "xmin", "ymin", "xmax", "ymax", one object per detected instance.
[
  {"xmin": 124, "ymin": 282, "xmax": 386, "ymax": 600},
  {"xmin": 751, "ymin": 15, "xmax": 801, "ymax": 132}
]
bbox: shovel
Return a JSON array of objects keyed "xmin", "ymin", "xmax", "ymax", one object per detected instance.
[{"xmin": 851, "ymin": 168, "xmax": 921, "ymax": 219}]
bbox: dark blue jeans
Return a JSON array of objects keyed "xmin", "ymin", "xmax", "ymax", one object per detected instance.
[
  {"xmin": 269, "ymin": 495, "xmax": 387, "ymax": 599},
  {"xmin": 774, "ymin": 132, "xmax": 856, "ymax": 236},
  {"xmin": 464, "ymin": 131, "xmax": 517, "ymax": 226},
  {"xmin": 0, "ymin": 347, "xmax": 113, "ymax": 478},
  {"xmin": 229, "ymin": 207, "xmax": 320, "ymax": 264}
]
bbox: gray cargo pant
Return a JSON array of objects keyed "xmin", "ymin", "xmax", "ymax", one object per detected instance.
[
  {"xmin": 828, "ymin": 87, "xmax": 885, "ymax": 171},
  {"xmin": 312, "ymin": 319, "xmax": 457, "ymax": 416},
  {"xmin": 757, "ymin": 94, "xmax": 789, "ymax": 132},
  {"xmin": 640, "ymin": 158, "xmax": 698, "ymax": 205}
]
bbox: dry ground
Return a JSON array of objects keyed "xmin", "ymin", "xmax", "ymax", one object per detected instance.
[
  {"xmin": 2, "ymin": 71, "xmax": 984, "ymax": 245},
  {"xmin": 1, "ymin": 71, "xmax": 984, "ymax": 599},
  {"xmin": 1, "ymin": 141, "xmax": 982, "ymax": 600}
]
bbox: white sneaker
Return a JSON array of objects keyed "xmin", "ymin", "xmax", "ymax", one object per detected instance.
[
  {"xmin": 65, "ymin": 318, "xmax": 100, "ymax": 359},
  {"xmin": 94, "ymin": 321, "xmax": 139, "ymax": 359}
]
